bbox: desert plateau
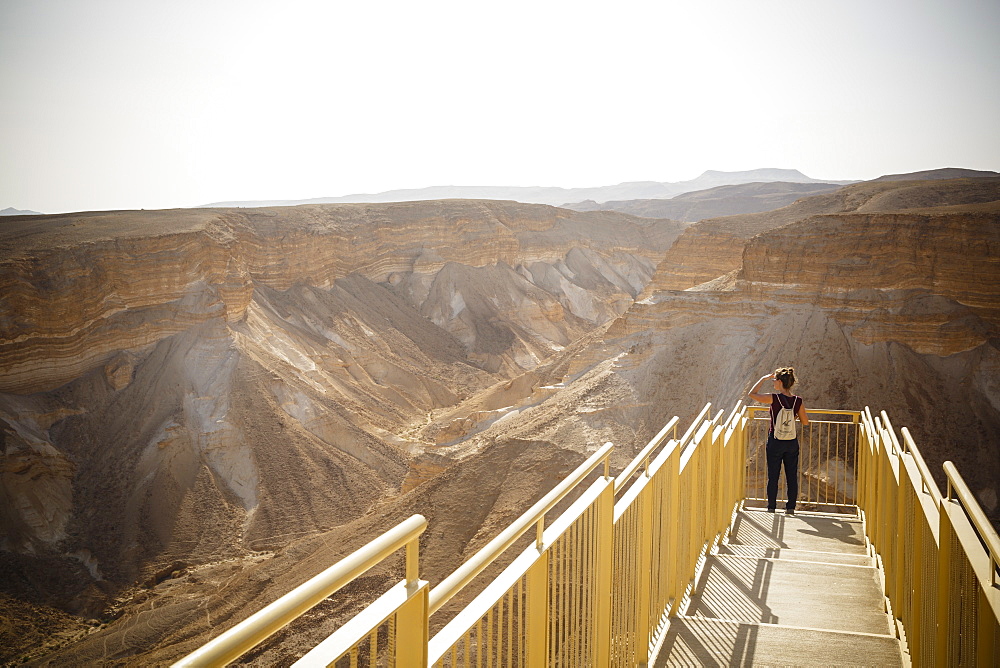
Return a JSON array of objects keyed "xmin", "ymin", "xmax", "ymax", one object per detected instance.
[{"xmin": 1, "ymin": 172, "xmax": 999, "ymax": 665}]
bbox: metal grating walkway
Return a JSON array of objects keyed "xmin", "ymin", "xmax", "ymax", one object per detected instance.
[{"xmin": 652, "ymin": 509, "xmax": 907, "ymax": 667}]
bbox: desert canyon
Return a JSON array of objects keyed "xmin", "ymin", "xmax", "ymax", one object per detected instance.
[{"xmin": 1, "ymin": 171, "xmax": 999, "ymax": 665}]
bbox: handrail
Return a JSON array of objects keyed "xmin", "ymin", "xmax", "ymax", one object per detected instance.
[
  {"xmin": 172, "ymin": 514, "xmax": 427, "ymax": 667},
  {"xmin": 427, "ymin": 442, "xmax": 613, "ymax": 615},
  {"xmin": 614, "ymin": 415, "xmax": 678, "ymax": 493},
  {"xmin": 879, "ymin": 411, "xmax": 898, "ymax": 446},
  {"xmin": 880, "ymin": 411, "xmax": 904, "ymax": 457},
  {"xmin": 900, "ymin": 427, "xmax": 942, "ymax": 505},
  {"xmin": 746, "ymin": 405, "xmax": 863, "ymax": 417},
  {"xmin": 680, "ymin": 418, "xmax": 713, "ymax": 469},
  {"xmin": 943, "ymin": 461, "xmax": 1000, "ymax": 585},
  {"xmin": 724, "ymin": 400, "xmax": 743, "ymax": 430},
  {"xmin": 723, "ymin": 404, "xmax": 742, "ymax": 432},
  {"xmin": 677, "ymin": 403, "xmax": 711, "ymax": 449}
]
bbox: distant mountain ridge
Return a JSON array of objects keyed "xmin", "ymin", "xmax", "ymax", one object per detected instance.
[
  {"xmin": 0, "ymin": 207, "xmax": 42, "ymax": 216},
  {"xmin": 563, "ymin": 181, "xmax": 845, "ymax": 221},
  {"xmin": 874, "ymin": 167, "xmax": 999, "ymax": 181},
  {"xmin": 559, "ymin": 168, "xmax": 1000, "ymax": 221},
  {"xmin": 201, "ymin": 168, "xmax": 856, "ymax": 209}
]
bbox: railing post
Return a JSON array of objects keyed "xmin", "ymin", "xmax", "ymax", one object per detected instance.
[
  {"xmin": 593, "ymin": 479, "xmax": 614, "ymax": 667},
  {"xmin": 882, "ymin": 416, "xmax": 907, "ymax": 613},
  {"xmin": 665, "ymin": 445, "xmax": 682, "ymax": 615},
  {"xmin": 893, "ymin": 455, "xmax": 905, "ymax": 614},
  {"xmin": 712, "ymin": 424, "xmax": 724, "ymax": 536},
  {"xmin": 858, "ymin": 417, "xmax": 869, "ymax": 521},
  {"xmin": 733, "ymin": 415, "xmax": 742, "ymax": 513},
  {"xmin": 904, "ymin": 457, "xmax": 924, "ymax": 665},
  {"xmin": 396, "ymin": 538, "xmax": 429, "ymax": 668},
  {"xmin": 877, "ymin": 425, "xmax": 890, "ymax": 569},
  {"xmin": 694, "ymin": 425, "xmax": 709, "ymax": 565},
  {"xmin": 525, "ymin": 551, "xmax": 549, "ymax": 667},
  {"xmin": 738, "ymin": 413, "xmax": 748, "ymax": 509},
  {"xmin": 852, "ymin": 413, "xmax": 861, "ymax": 514},
  {"xmin": 978, "ymin": 587, "xmax": 997, "ymax": 666},
  {"xmin": 634, "ymin": 482, "xmax": 654, "ymax": 664},
  {"xmin": 864, "ymin": 408, "xmax": 879, "ymax": 548},
  {"xmin": 394, "ymin": 581, "xmax": 430, "ymax": 667},
  {"xmin": 723, "ymin": 423, "xmax": 732, "ymax": 529},
  {"xmin": 936, "ymin": 492, "xmax": 956, "ymax": 666},
  {"xmin": 739, "ymin": 413, "xmax": 748, "ymax": 508}
]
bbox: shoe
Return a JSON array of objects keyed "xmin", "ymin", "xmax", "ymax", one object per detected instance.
[
  {"xmin": 786, "ymin": 509, "xmax": 795, "ymax": 516},
  {"xmin": 766, "ymin": 508, "xmax": 775, "ymax": 513}
]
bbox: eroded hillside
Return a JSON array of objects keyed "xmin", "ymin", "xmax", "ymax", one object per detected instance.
[{"xmin": 0, "ymin": 200, "xmax": 686, "ymax": 663}]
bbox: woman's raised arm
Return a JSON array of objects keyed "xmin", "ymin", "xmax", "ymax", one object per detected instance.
[{"xmin": 748, "ymin": 373, "xmax": 773, "ymax": 404}]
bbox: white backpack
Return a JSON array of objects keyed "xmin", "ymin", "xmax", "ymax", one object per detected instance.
[{"xmin": 774, "ymin": 395, "xmax": 798, "ymax": 440}]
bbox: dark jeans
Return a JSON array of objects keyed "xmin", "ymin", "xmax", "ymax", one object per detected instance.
[{"xmin": 766, "ymin": 434, "xmax": 799, "ymax": 511}]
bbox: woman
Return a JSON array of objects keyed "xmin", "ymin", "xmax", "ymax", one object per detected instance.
[{"xmin": 749, "ymin": 367, "xmax": 809, "ymax": 515}]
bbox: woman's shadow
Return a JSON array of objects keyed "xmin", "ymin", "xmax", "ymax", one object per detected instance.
[{"xmin": 795, "ymin": 515, "xmax": 864, "ymax": 545}]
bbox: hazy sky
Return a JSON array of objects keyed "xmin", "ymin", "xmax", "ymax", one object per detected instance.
[{"xmin": 2, "ymin": 0, "xmax": 998, "ymax": 214}]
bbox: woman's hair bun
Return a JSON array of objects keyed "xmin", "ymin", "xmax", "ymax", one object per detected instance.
[{"xmin": 774, "ymin": 366, "xmax": 797, "ymax": 390}]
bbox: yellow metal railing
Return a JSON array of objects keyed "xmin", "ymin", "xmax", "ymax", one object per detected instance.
[
  {"xmin": 744, "ymin": 406, "xmax": 861, "ymax": 511},
  {"xmin": 609, "ymin": 403, "xmax": 745, "ymax": 666},
  {"xmin": 426, "ymin": 442, "xmax": 616, "ymax": 666},
  {"xmin": 174, "ymin": 400, "xmax": 999, "ymax": 666},
  {"xmin": 858, "ymin": 407, "xmax": 999, "ymax": 666},
  {"xmin": 172, "ymin": 514, "xmax": 428, "ymax": 667}
]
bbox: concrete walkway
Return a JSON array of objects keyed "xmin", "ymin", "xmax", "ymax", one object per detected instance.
[{"xmin": 652, "ymin": 509, "xmax": 907, "ymax": 667}]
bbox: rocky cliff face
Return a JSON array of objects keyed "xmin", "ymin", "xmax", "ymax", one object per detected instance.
[
  {"xmin": 0, "ymin": 202, "xmax": 679, "ymax": 394},
  {"xmin": 0, "ymin": 200, "xmax": 686, "ymax": 661},
  {"xmin": 741, "ymin": 206, "xmax": 1000, "ymax": 355},
  {"xmin": 647, "ymin": 177, "xmax": 1000, "ymax": 292}
]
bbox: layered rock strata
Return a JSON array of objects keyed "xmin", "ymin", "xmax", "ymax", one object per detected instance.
[
  {"xmin": 741, "ymin": 206, "xmax": 1000, "ymax": 355},
  {"xmin": 0, "ymin": 199, "xmax": 685, "ymax": 648},
  {"xmin": 647, "ymin": 177, "xmax": 1000, "ymax": 292},
  {"xmin": 1, "ymin": 201, "xmax": 681, "ymax": 394}
]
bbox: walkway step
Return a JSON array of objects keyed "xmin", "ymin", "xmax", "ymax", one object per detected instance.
[
  {"xmin": 728, "ymin": 510, "xmax": 868, "ymax": 554},
  {"xmin": 652, "ymin": 616, "xmax": 904, "ymax": 667},
  {"xmin": 686, "ymin": 554, "xmax": 892, "ymax": 635},
  {"xmin": 649, "ymin": 509, "xmax": 906, "ymax": 666},
  {"xmin": 715, "ymin": 543, "xmax": 873, "ymax": 567}
]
